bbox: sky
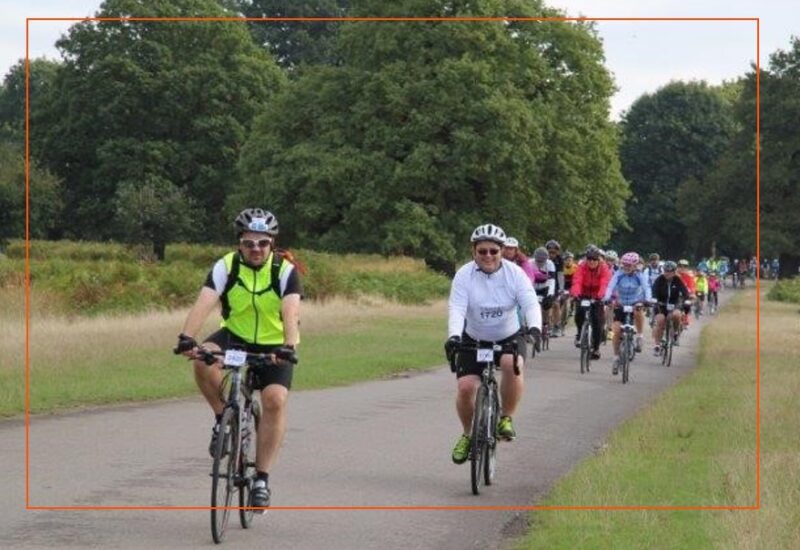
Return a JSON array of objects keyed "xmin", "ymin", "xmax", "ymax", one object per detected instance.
[{"xmin": 2, "ymin": 0, "xmax": 798, "ymax": 119}]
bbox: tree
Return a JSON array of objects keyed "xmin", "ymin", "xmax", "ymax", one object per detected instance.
[
  {"xmin": 0, "ymin": 58, "xmax": 60, "ymax": 147},
  {"xmin": 32, "ymin": 0, "xmax": 285, "ymax": 245},
  {"xmin": 113, "ymin": 176, "xmax": 198, "ymax": 260},
  {"xmin": 234, "ymin": 0, "xmax": 348, "ymax": 70},
  {"xmin": 616, "ymin": 81, "xmax": 735, "ymax": 258},
  {"xmin": 234, "ymin": 0, "xmax": 628, "ymax": 271},
  {"xmin": 0, "ymin": 142, "xmax": 62, "ymax": 246},
  {"xmin": 690, "ymin": 38, "xmax": 800, "ymax": 277}
]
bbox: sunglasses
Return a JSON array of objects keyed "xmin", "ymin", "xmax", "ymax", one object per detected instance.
[
  {"xmin": 240, "ymin": 238, "xmax": 272, "ymax": 250},
  {"xmin": 476, "ymin": 248, "xmax": 501, "ymax": 256}
]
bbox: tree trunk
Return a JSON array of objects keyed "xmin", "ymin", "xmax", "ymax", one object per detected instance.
[
  {"xmin": 153, "ymin": 240, "xmax": 166, "ymax": 262},
  {"xmin": 778, "ymin": 252, "xmax": 800, "ymax": 279}
]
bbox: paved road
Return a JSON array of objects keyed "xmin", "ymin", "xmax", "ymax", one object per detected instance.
[{"xmin": 1, "ymin": 299, "xmax": 725, "ymax": 549}]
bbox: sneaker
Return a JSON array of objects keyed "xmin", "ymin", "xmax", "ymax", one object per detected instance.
[
  {"xmin": 451, "ymin": 434, "xmax": 471, "ymax": 464},
  {"xmin": 208, "ymin": 423, "xmax": 228, "ymax": 458},
  {"xmin": 574, "ymin": 335, "xmax": 581, "ymax": 348},
  {"xmin": 251, "ymin": 478, "xmax": 271, "ymax": 512},
  {"xmin": 635, "ymin": 335, "xmax": 643, "ymax": 353},
  {"xmin": 496, "ymin": 416, "xmax": 516, "ymax": 441},
  {"xmin": 590, "ymin": 350, "xmax": 601, "ymax": 360},
  {"xmin": 653, "ymin": 345, "xmax": 661, "ymax": 356},
  {"xmin": 612, "ymin": 358, "xmax": 620, "ymax": 376}
]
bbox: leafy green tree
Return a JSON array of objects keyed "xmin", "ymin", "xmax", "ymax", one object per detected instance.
[
  {"xmin": 690, "ymin": 38, "xmax": 800, "ymax": 276},
  {"xmin": 0, "ymin": 142, "xmax": 62, "ymax": 246},
  {"xmin": 235, "ymin": 0, "xmax": 628, "ymax": 271},
  {"xmin": 235, "ymin": 0, "xmax": 348, "ymax": 70},
  {"xmin": 615, "ymin": 81, "xmax": 735, "ymax": 258},
  {"xmin": 113, "ymin": 176, "xmax": 198, "ymax": 260},
  {"xmin": 0, "ymin": 58, "xmax": 60, "ymax": 147},
  {"xmin": 32, "ymin": 0, "xmax": 285, "ymax": 246}
]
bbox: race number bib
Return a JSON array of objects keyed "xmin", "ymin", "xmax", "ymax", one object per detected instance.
[
  {"xmin": 224, "ymin": 349, "xmax": 247, "ymax": 366},
  {"xmin": 476, "ymin": 348, "xmax": 494, "ymax": 362},
  {"xmin": 623, "ymin": 305, "xmax": 634, "ymax": 313},
  {"xmin": 580, "ymin": 300, "xmax": 591, "ymax": 307},
  {"xmin": 479, "ymin": 307, "xmax": 504, "ymax": 320},
  {"xmin": 666, "ymin": 304, "xmax": 675, "ymax": 311}
]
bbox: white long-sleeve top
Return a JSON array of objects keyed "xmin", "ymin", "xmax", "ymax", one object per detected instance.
[{"xmin": 448, "ymin": 259, "xmax": 542, "ymax": 341}]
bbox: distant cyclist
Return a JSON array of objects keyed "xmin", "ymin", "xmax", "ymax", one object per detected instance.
[
  {"xmin": 546, "ymin": 240, "xmax": 565, "ymax": 336},
  {"xmin": 602, "ymin": 252, "xmax": 651, "ymax": 374},
  {"xmin": 502, "ymin": 237, "xmax": 536, "ymax": 283},
  {"xmin": 676, "ymin": 260, "xmax": 696, "ymax": 327},
  {"xmin": 644, "ymin": 253, "xmax": 664, "ymax": 289},
  {"xmin": 651, "ymin": 261, "xmax": 691, "ymax": 355},
  {"xmin": 445, "ymin": 224, "xmax": 542, "ymax": 464}
]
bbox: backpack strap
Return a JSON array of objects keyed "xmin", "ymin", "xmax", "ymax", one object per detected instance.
[{"xmin": 269, "ymin": 252, "xmax": 284, "ymax": 298}]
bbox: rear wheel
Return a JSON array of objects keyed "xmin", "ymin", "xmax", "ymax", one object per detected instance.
[
  {"xmin": 579, "ymin": 319, "xmax": 591, "ymax": 374},
  {"xmin": 470, "ymin": 386, "xmax": 488, "ymax": 495},
  {"xmin": 211, "ymin": 408, "xmax": 238, "ymax": 544}
]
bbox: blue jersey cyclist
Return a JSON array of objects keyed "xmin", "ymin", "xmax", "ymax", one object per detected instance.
[
  {"xmin": 602, "ymin": 252, "xmax": 651, "ymax": 376},
  {"xmin": 445, "ymin": 224, "xmax": 542, "ymax": 465}
]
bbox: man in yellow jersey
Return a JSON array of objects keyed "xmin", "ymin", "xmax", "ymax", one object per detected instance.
[{"xmin": 175, "ymin": 208, "xmax": 302, "ymax": 511}]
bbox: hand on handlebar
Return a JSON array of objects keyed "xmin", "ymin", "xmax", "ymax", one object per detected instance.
[
  {"xmin": 173, "ymin": 333, "xmax": 198, "ymax": 356},
  {"xmin": 273, "ymin": 346, "xmax": 299, "ymax": 365}
]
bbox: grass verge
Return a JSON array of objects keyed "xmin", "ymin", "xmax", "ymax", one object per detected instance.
[
  {"xmin": 0, "ymin": 296, "xmax": 446, "ymax": 417},
  {"xmin": 513, "ymin": 283, "xmax": 798, "ymax": 548}
]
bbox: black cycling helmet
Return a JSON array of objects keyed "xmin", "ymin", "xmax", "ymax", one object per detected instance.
[
  {"xmin": 585, "ymin": 245, "xmax": 601, "ymax": 260},
  {"xmin": 234, "ymin": 208, "xmax": 279, "ymax": 238},
  {"xmin": 545, "ymin": 239, "xmax": 561, "ymax": 251}
]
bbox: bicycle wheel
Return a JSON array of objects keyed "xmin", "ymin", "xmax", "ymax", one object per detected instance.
[
  {"xmin": 579, "ymin": 320, "xmax": 591, "ymax": 374},
  {"xmin": 211, "ymin": 407, "xmax": 238, "ymax": 544},
  {"xmin": 470, "ymin": 385, "xmax": 488, "ymax": 495},
  {"xmin": 542, "ymin": 324, "xmax": 550, "ymax": 351},
  {"xmin": 661, "ymin": 324, "xmax": 670, "ymax": 367},
  {"xmin": 483, "ymin": 387, "xmax": 498, "ymax": 486},
  {"xmin": 238, "ymin": 404, "xmax": 257, "ymax": 528},
  {"xmin": 621, "ymin": 337, "xmax": 630, "ymax": 384}
]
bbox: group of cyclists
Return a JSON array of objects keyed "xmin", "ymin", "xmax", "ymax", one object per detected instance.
[
  {"xmin": 171, "ymin": 209, "xmax": 727, "ymax": 510},
  {"xmin": 445, "ymin": 224, "xmax": 727, "ymax": 463}
]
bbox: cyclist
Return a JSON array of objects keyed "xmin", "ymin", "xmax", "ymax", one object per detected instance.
[
  {"xmin": 175, "ymin": 208, "xmax": 302, "ymax": 511},
  {"xmin": 643, "ymin": 253, "xmax": 663, "ymax": 288},
  {"xmin": 695, "ymin": 269, "xmax": 709, "ymax": 317},
  {"xmin": 570, "ymin": 245, "xmax": 611, "ymax": 360},
  {"xmin": 532, "ymin": 247, "xmax": 556, "ymax": 334},
  {"xmin": 677, "ymin": 260, "xmax": 696, "ymax": 328},
  {"xmin": 602, "ymin": 252, "xmax": 651, "ymax": 375},
  {"xmin": 545, "ymin": 240, "xmax": 565, "ymax": 336},
  {"xmin": 445, "ymin": 224, "xmax": 542, "ymax": 464},
  {"xmin": 560, "ymin": 251, "xmax": 577, "ymax": 330},
  {"xmin": 651, "ymin": 261, "xmax": 691, "ymax": 355},
  {"xmin": 502, "ymin": 237, "xmax": 536, "ymax": 283},
  {"xmin": 707, "ymin": 269, "xmax": 721, "ymax": 311}
]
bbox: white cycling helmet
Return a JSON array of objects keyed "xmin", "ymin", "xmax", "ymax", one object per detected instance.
[
  {"xmin": 504, "ymin": 237, "xmax": 519, "ymax": 248},
  {"xmin": 470, "ymin": 224, "xmax": 507, "ymax": 245}
]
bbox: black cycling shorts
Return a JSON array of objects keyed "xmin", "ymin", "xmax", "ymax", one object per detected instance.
[
  {"xmin": 654, "ymin": 304, "xmax": 681, "ymax": 317},
  {"xmin": 612, "ymin": 305, "xmax": 641, "ymax": 323},
  {"xmin": 454, "ymin": 332, "xmax": 526, "ymax": 379},
  {"xmin": 204, "ymin": 328, "xmax": 294, "ymax": 390}
]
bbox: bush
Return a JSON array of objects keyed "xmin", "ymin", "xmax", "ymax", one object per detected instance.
[
  {"xmin": 767, "ymin": 277, "xmax": 800, "ymax": 304},
  {"xmin": 2, "ymin": 239, "xmax": 451, "ymax": 314}
]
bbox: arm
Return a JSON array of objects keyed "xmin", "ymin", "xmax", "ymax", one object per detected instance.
[
  {"xmin": 641, "ymin": 273, "xmax": 653, "ymax": 302},
  {"xmin": 570, "ymin": 264, "xmax": 584, "ymax": 298},
  {"xmin": 281, "ymin": 293, "xmax": 301, "ymax": 347},
  {"xmin": 517, "ymin": 271, "xmax": 542, "ymax": 332},
  {"xmin": 181, "ymin": 287, "xmax": 220, "ymax": 339},
  {"xmin": 448, "ymin": 269, "xmax": 469, "ymax": 337},
  {"xmin": 602, "ymin": 270, "xmax": 620, "ymax": 302},
  {"xmin": 598, "ymin": 264, "xmax": 612, "ymax": 299}
]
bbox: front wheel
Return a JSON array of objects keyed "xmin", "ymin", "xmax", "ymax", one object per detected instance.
[
  {"xmin": 211, "ymin": 407, "xmax": 239, "ymax": 544},
  {"xmin": 470, "ymin": 386, "xmax": 489, "ymax": 495},
  {"xmin": 579, "ymin": 319, "xmax": 591, "ymax": 374},
  {"xmin": 238, "ymin": 404, "xmax": 258, "ymax": 529},
  {"xmin": 483, "ymin": 387, "xmax": 498, "ymax": 486},
  {"xmin": 621, "ymin": 338, "xmax": 630, "ymax": 384}
]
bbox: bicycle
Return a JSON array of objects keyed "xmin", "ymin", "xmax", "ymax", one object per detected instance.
[
  {"xmin": 448, "ymin": 340, "xmax": 519, "ymax": 495},
  {"xmin": 617, "ymin": 303, "xmax": 642, "ymax": 384},
  {"xmin": 693, "ymin": 293, "xmax": 704, "ymax": 320},
  {"xmin": 576, "ymin": 298, "xmax": 598, "ymax": 374},
  {"xmin": 557, "ymin": 292, "xmax": 572, "ymax": 337},
  {"xmin": 177, "ymin": 346, "xmax": 296, "ymax": 544},
  {"xmin": 537, "ymin": 295, "xmax": 550, "ymax": 351},
  {"xmin": 658, "ymin": 303, "xmax": 679, "ymax": 367}
]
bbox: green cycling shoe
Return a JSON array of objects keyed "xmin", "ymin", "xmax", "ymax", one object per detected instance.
[
  {"xmin": 451, "ymin": 434, "xmax": 471, "ymax": 464},
  {"xmin": 497, "ymin": 416, "xmax": 516, "ymax": 440}
]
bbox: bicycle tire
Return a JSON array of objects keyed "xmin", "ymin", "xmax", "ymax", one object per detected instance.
[
  {"xmin": 579, "ymin": 320, "xmax": 590, "ymax": 374},
  {"xmin": 238, "ymin": 404, "xmax": 257, "ymax": 529},
  {"xmin": 211, "ymin": 407, "xmax": 238, "ymax": 544},
  {"xmin": 661, "ymin": 323, "xmax": 670, "ymax": 367},
  {"xmin": 470, "ymin": 386, "xmax": 488, "ymax": 495},
  {"xmin": 542, "ymin": 324, "xmax": 550, "ymax": 351},
  {"xmin": 483, "ymin": 386, "xmax": 498, "ymax": 486},
  {"xmin": 621, "ymin": 337, "xmax": 630, "ymax": 384}
]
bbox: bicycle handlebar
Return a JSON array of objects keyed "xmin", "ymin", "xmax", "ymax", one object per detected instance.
[
  {"xmin": 174, "ymin": 346, "xmax": 298, "ymax": 366},
  {"xmin": 448, "ymin": 341, "xmax": 521, "ymax": 376}
]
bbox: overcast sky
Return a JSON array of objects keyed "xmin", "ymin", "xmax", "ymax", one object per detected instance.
[{"xmin": 2, "ymin": 0, "xmax": 798, "ymax": 119}]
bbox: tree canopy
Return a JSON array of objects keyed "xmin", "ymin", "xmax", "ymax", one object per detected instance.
[
  {"xmin": 235, "ymin": 0, "xmax": 628, "ymax": 271},
  {"xmin": 31, "ymin": 0, "xmax": 285, "ymax": 247}
]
